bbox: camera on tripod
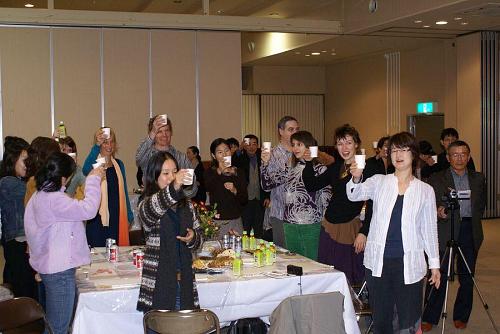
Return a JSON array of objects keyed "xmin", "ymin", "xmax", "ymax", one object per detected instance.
[{"xmin": 441, "ymin": 188, "xmax": 470, "ymax": 212}]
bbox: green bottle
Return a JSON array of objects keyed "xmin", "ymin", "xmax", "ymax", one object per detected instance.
[
  {"xmin": 265, "ymin": 243, "xmax": 272, "ymax": 266},
  {"xmin": 269, "ymin": 242, "xmax": 277, "ymax": 264},
  {"xmin": 249, "ymin": 229, "xmax": 256, "ymax": 250},
  {"xmin": 242, "ymin": 231, "xmax": 249, "ymax": 250},
  {"xmin": 232, "ymin": 252, "xmax": 242, "ymax": 276}
]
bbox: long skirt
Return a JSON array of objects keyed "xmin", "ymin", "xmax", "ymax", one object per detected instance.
[{"xmin": 317, "ymin": 225, "xmax": 364, "ymax": 285}]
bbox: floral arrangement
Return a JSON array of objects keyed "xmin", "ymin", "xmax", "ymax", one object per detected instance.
[{"xmin": 193, "ymin": 201, "xmax": 220, "ymax": 239}]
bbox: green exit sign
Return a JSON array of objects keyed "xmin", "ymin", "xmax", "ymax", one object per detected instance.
[{"xmin": 417, "ymin": 102, "xmax": 437, "ymax": 114}]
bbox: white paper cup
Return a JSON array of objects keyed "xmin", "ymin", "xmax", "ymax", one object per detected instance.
[
  {"xmin": 373, "ymin": 141, "xmax": 378, "ymax": 149},
  {"xmin": 68, "ymin": 152, "xmax": 77, "ymax": 160},
  {"xmin": 309, "ymin": 146, "xmax": 318, "ymax": 158},
  {"xmin": 355, "ymin": 155, "xmax": 366, "ymax": 169},
  {"xmin": 92, "ymin": 162, "xmax": 102, "ymax": 169},
  {"xmin": 102, "ymin": 127, "xmax": 111, "ymax": 139},
  {"xmin": 183, "ymin": 169, "xmax": 194, "ymax": 186},
  {"xmin": 158, "ymin": 114, "xmax": 168, "ymax": 125},
  {"xmin": 262, "ymin": 142, "xmax": 272, "ymax": 151},
  {"xmin": 96, "ymin": 157, "xmax": 106, "ymax": 164},
  {"xmin": 244, "ymin": 138, "xmax": 250, "ymax": 145},
  {"xmin": 223, "ymin": 156, "xmax": 232, "ymax": 167},
  {"xmin": 432, "ymin": 155, "xmax": 438, "ymax": 164}
]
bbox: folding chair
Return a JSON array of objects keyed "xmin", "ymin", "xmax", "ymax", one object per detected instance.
[
  {"xmin": 0, "ymin": 297, "xmax": 54, "ymax": 334},
  {"xmin": 143, "ymin": 309, "xmax": 220, "ymax": 334},
  {"xmin": 351, "ymin": 281, "xmax": 373, "ymax": 334}
]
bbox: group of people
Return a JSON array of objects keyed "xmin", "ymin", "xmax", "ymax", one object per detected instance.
[{"xmin": 0, "ymin": 112, "xmax": 486, "ymax": 334}]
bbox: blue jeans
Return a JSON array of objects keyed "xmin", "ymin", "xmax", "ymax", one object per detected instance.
[{"xmin": 40, "ymin": 268, "xmax": 76, "ymax": 334}]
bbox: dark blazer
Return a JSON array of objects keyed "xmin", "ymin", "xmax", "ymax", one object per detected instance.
[
  {"xmin": 429, "ymin": 168, "xmax": 486, "ymax": 252},
  {"xmin": 232, "ymin": 149, "xmax": 269, "ymax": 203}
]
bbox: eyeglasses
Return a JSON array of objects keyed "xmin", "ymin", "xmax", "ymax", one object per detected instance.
[
  {"xmin": 449, "ymin": 153, "xmax": 469, "ymax": 159},
  {"xmin": 391, "ymin": 148, "xmax": 411, "ymax": 154}
]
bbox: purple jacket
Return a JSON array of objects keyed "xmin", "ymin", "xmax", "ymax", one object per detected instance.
[{"xmin": 24, "ymin": 175, "xmax": 102, "ymax": 274}]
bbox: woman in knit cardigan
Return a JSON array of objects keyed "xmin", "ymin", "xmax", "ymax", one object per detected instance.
[{"xmin": 137, "ymin": 151, "xmax": 202, "ymax": 312}]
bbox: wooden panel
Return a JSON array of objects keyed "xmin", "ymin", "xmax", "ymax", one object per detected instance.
[
  {"xmin": 151, "ymin": 29, "xmax": 197, "ymax": 156},
  {"xmin": 103, "ymin": 28, "xmax": 149, "ymax": 190},
  {"xmin": 53, "ymin": 28, "xmax": 101, "ymax": 161},
  {"xmin": 198, "ymin": 31, "xmax": 241, "ymax": 160},
  {"xmin": 0, "ymin": 27, "xmax": 51, "ymax": 143}
]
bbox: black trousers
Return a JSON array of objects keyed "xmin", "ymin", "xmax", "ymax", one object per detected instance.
[
  {"xmin": 2, "ymin": 239, "xmax": 36, "ymax": 298},
  {"xmin": 366, "ymin": 258, "xmax": 423, "ymax": 334},
  {"xmin": 423, "ymin": 218, "xmax": 477, "ymax": 324},
  {"xmin": 241, "ymin": 199, "xmax": 264, "ymax": 239}
]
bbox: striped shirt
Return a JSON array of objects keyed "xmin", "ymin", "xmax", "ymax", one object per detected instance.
[
  {"xmin": 135, "ymin": 137, "xmax": 197, "ymax": 198},
  {"xmin": 346, "ymin": 174, "xmax": 440, "ymax": 284},
  {"xmin": 260, "ymin": 144, "xmax": 292, "ymax": 220}
]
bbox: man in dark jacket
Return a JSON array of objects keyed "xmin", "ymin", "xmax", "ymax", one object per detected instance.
[
  {"xmin": 233, "ymin": 134, "xmax": 269, "ymax": 239},
  {"xmin": 422, "ymin": 140, "xmax": 486, "ymax": 331}
]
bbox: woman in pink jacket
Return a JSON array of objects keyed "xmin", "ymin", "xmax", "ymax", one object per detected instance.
[{"xmin": 25, "ymin": 152, "xmax": 104, "ymax": 334}]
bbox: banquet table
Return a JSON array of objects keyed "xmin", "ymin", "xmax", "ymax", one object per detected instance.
[{"xmin": 72, "ymin": 246, "xmax": 360, "ymax": 334}]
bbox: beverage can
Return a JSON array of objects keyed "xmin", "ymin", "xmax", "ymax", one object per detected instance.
[
  {"xmin": 132, "ymin": 249, "xmax": 140, "ymax": 265},
  {"xmin": 231, "ymin": 235, "xmax": 237, "ymax": 250},
  {"xmin": 136, "ymin": 251, "xmax": 144, "ymax": 270},
  {"xmin": 106, "ymin": 238, "xmax": 115, "ymax": 260},
  {"xmin": 110, "ymin": 245, "xmax": 118, "ymax": 263},
  {"xmin": 223, "ymin": 234, "xmax": 230, "ymax": 250}
]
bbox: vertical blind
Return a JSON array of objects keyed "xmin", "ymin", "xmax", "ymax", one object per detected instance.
[
  {"xmin": 481, "ymin": 31, "xmax": 500, "ymax": 218},
  {"xmin": 242, "ymin": 94, "xmax": 324, "ymax": 146}
]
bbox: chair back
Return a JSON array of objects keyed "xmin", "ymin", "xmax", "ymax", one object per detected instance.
[
  {"xmin": 143, "ymin": 309, "xmax": 220, "ymax": 334},
  {"xmin": 270, "ymin": 292, "xmax": 346, "ymax": 334},
  {"xmin": 0, "ymin": 297, "xmax": 53, "ymax": 334}
]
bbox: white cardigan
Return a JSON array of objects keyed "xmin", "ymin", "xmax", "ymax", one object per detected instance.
[{"xmin": 346, "ymin": 174, "xmax": 440, "ymax": 284}]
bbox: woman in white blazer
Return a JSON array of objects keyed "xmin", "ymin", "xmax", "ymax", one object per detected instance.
[{"xmin": 347, "ymin": 131, "xmax": 441, "ymax": 334}]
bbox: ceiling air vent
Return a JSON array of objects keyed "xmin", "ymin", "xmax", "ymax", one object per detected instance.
[{"xmin": 459, "ymin": 3, "xmax": 500, "ymax": 16}]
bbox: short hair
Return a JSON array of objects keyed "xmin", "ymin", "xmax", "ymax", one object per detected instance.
[
  {"xmin": 290, "ymin": 131, "xmax": 318, "ymax": 167},
  {"xmin": 187, "ymin": 146, "xmax": 202, "ymax": 163},
  {"xmin": 35, "ymin": 152, "xmax": 76, "ymax": 192},
  {"xmin": 209, "ymin": 138, "xmax": 229, "ymax": 168},
  {"xmin": 377, "ymin": 136, "xmax": 390, "ymax": 149},
  {"xmin": 334, "ymin": 124, "xmax": 361, "ymax": 146},
  {"xmin": 388, "ymin": 132, "xmax": 419, "ymax": 171},
  {"xmin": 148, "ymin": 115, "xmax": 172, "ymax": 133},
  {"xmin": 226, "ymin": 137, "xmax": 239, "ymax": 148},
  {"xmin": 440, "ymin": 128, "xmax": 459, "ymax": 141},
  {"xmin": 26, "ymin": 137, "xmax": 61, "ymax": 178},
  {"xmin": 0, "ymin": 136, "xmax": 29, "ymax": 178},
  {"xmin": 59, "ymin": 136, "xmax": 77, "ymax": 154},
  {"xmin": 278, "ymin": 116, "xmax": 298, "ymax": 130},
  {"xmin": 447, "ymin": 140, "xmax": 470, "ymax": 154},
  {"xmin": 243, "ymin": 134, "xmax": 259, "ymax": 144}
]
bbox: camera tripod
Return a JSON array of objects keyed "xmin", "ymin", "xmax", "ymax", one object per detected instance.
[{"xmin": 424, "ymin": 197, "xmax": 498, "ymax": 334}]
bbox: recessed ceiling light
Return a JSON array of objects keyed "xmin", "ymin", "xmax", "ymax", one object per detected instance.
[
  {"xmin": 423, "ymin": 25, "xmax": 431, "ymax": 28},
  {"xmin": 305, "ymin": 54, "xmax": 310, "ymax": 57},
  {"xmin": 454, "ymin": 17, "xmax": 463, "ymax": 21},
  {"xmin": 24, "ymin": 3, "xmax": 34, "ymax": 7},
  {"xmin": 414, "ymin": 20, "xmax": 422, "ymax": 23},
  {"xmin": 311, "ymin": 52, "xmax": 321, "ymax": 56},
  {"xmin": 461, "ymin": 22, "xmax": 469, "ymax": 25},
  {"xmin": 436, "ymin": 20, "xmax": 448, "ymax": 25},
  {"xmin": 321, "ymin": 50, "xmax": 327, "ymax": 53},
  {"xmin": 216, "ymin": 10, "xmax": 224, "ymax": 14},
  {"xmin": 295, "ymin": 51, "xmax": 301, "ymax": 55},
  {"xmin": 331, "ymin": 52, "xmax": 337, "ymax": 56}
]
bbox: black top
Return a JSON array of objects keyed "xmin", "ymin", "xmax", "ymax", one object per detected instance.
[
  {"xmin": 384, "ymin": 195, "xmax": 404, "ymax": 258},
  {"xmin": 192, "ymin": 162, "xmax": 206, "ymax": 203},
  {"xmin": 232, "ymin": 149, "xmax": 269, "ymax": 202},
  {"xmin": 302, "ymin": 158, "xmax": 379, "ymax": 235},
  {"xmin": 204, "ymin": 167, "xmax": 248, "ymax": 220}
]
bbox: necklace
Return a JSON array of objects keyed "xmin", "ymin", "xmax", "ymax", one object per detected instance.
[{"xmin": 341, "ymin": 162, "xmax": 350, "ymax": 179}]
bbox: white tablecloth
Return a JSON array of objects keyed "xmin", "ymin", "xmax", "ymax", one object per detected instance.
[{"xmin": 72, "ymin": 248, "xmax": 360, "ymax": 334}]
